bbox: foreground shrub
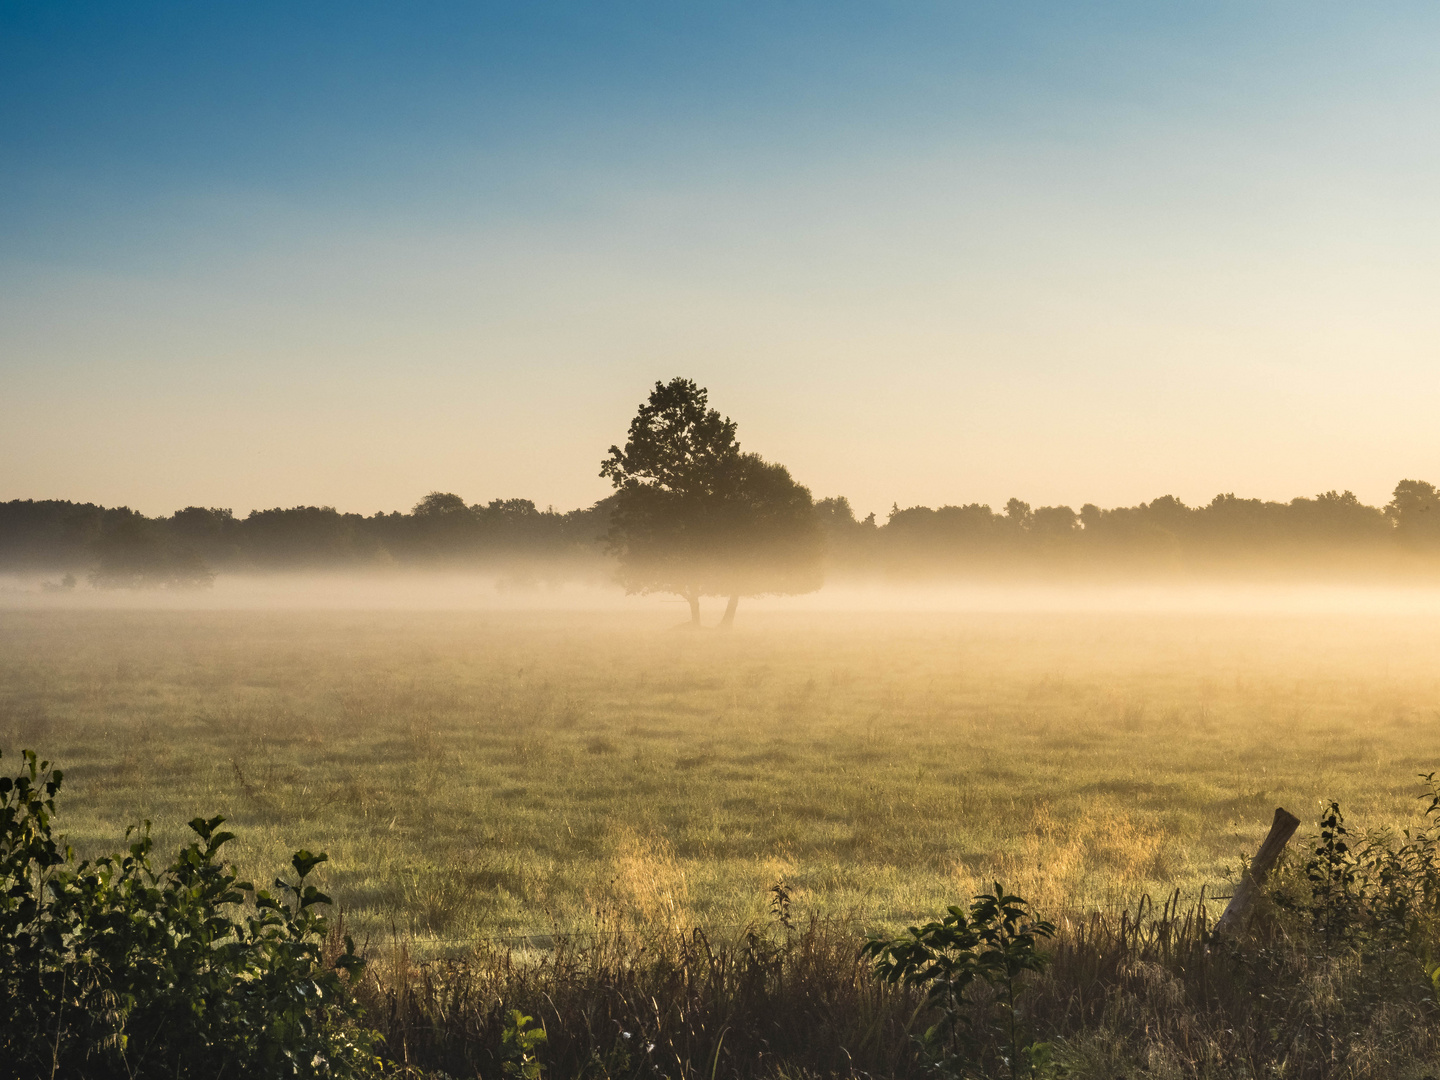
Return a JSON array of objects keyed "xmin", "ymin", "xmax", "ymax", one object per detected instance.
[
  {"xmin": 1274, "ymin": 773, "xmax": 1440, "ymax": 951},
  {"xmin": 0, "ymin": 749, "xmax": 379, "ymax": 1079},
  {"xmin": 863, "ymin": 883, "xmax": 1055, "ymax": 1078}
]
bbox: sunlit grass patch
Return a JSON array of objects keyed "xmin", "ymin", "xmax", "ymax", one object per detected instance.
[{"xmin": 2, "ymin": 607, "xmax": 1438, "ymax": 943}]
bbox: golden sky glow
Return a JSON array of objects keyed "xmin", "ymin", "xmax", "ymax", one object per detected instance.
[{"xmin": 3, "ymin": 4, "xmax": 1437, "ymax": 517}]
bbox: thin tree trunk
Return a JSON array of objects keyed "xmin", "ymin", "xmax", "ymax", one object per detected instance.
[
  {"xmin": 686, "ymin": 592, "xmax": 701, "ymax": 626},
  {"xmin": 719, "ymin": 593, "xmax": 739, "ymax": 628}
]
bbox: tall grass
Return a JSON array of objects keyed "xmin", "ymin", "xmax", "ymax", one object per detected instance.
[
  {"xmin": 1037, "ymin": 894, "xmax": 1438, "ymax": 1077},
  {"xmin": 361, "ymin": 915, "xmax": 922, "ymax": 1078},
  {"xmin": 359, "ymin": 885, "xmax": 1440, "ymax": 1078}
]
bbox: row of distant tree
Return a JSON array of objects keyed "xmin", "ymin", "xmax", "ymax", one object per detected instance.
[
  {"xmin": 0, "ymin": 496, "xmax": 613, "ymax": 588},
  {"xmin": 2, "ymin": 377, "xmax": 1438, "ymax": 594},
  {"xmin": 4, "ymin": 480, "xmax": 1438, "ymax": 589},
  {"xmin": 821, "ymin": 482, "xmax": 1440, "ymax": 569}
]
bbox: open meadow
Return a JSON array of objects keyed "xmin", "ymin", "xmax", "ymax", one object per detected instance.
[{"xmin": 3, "ymin": 602, "xmax": 1439, "ymax": 949}]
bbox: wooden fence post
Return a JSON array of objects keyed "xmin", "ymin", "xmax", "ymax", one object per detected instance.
[{"xmin": 1212, "ymin": 806, "xmax": 1302, "ymax": 938}]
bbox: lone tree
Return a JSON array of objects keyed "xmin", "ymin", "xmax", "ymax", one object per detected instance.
[{"xmin": 600, "ymin": 378, "xmax": 823, "ymax": 626}]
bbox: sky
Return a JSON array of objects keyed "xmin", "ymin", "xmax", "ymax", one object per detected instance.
[{"xmin": 2, "ymin": 1, "xmax": 1438, "ymax": 520}]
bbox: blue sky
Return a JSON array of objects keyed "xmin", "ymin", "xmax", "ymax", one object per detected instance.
[{"xmin": 3, "ymin": 2, "xmax": 1438, "ymax": 516}]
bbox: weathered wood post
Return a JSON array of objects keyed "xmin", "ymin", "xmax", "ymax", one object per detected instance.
[{"xmin": 1212, "ymin": 806, "xmax": 1302, "ymax": 938}]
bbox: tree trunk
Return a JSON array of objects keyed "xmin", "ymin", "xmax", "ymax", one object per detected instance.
[
  {"xmin": 1212, "ymin": 806, "xmax": 1301, "ymax": 939},
  {"xmin": 719, "ymin": 593, "xmax": 739, "ymax": 628},
  {"xmin": 685, "ymin": 592, "xmax": 701, "ymax": 626}
]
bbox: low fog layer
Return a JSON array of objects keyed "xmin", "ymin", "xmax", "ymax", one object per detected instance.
[{"xmin": 7, "ymin": 570, "xmax": 1440, "ymax": 618}]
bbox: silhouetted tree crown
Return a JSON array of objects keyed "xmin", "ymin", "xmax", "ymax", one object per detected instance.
[
  {"xmin": 1389, "ymin": 480, "xmax": 1440, "ymax": 543},
  {"xmin": 413, "ymin": 492, "xmax": 469, "ymax": 517},
  {"xmin": 599, "ymin": 378, "xmax": 822, "ymax": 623},
  {"xmin": 600, "ymin": 378, "xmax": 740, "ymax": 499}
]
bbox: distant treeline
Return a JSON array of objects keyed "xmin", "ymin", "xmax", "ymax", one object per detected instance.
[
  {"xmin": 0, "ymin": 493, "xmax": 614, "ymax": 588},
  {"xmin": 820, "ymin": 480, "xmax": 1440, "ymax": 577},
  {"xmin": 3, "ymin": 480, "xmax": 1439, "ymax": 587}
]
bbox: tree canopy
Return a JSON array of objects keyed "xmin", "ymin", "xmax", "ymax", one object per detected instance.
[{"xmin": 600, "ymin": 378, "xmax": 823, "ymax": 625}]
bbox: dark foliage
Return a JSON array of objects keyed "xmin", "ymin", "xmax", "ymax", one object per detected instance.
[
  {"xmin": 0, "ymin": 750, "xmax": 379, "ymax": 1079},
  {"xmin": 864, "ymin": 884, "xmax": 1055, "ymax": 1078}
]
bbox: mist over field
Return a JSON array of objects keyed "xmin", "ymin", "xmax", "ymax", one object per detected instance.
[
  {"xmin": 10, "ymin": 569, "xmax": 1440, "ymax": 619},
  {"xmin": 7, "ymin": 603, "xmax": 1439, "ymax": 929}
]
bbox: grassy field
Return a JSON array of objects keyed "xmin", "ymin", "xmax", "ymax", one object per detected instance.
[{"xmin": 2, "ymin": 605, "xmax": 1438, "ymax": 948}]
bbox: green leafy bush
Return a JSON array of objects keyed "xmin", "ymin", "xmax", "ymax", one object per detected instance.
[
  {"xmin": 864, "ymin": 883, "xmax": 1055, "ymax": 1078},
  {"xmin": 500, "ymin": 1009, "xmax": 547, "ymax": 1080},
  {"xmin": 1274, "ymin": 772, "xmax": 1440, "ymax": 953},
  {"xmin": 0, "ymin": 749, "xmax": 380, "ymax": 1079}
]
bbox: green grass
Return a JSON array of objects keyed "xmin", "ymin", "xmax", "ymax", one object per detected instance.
[{"xmin": 2, "ymin": 607, "xmax": 1438, "ymax": 947}]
